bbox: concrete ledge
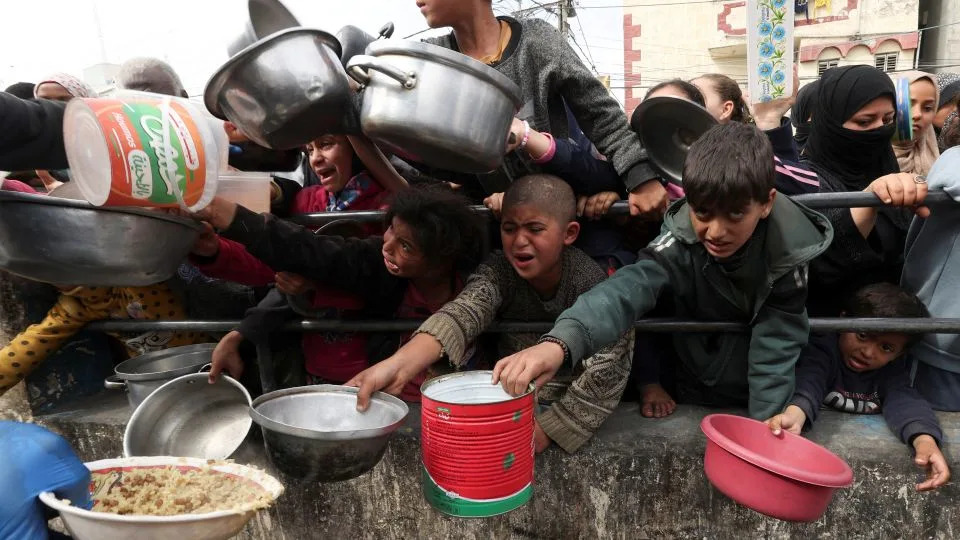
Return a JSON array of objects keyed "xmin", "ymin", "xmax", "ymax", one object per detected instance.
[{"xmin": 38, "ymin": 394, "xmax": 960, "ymax": 539}]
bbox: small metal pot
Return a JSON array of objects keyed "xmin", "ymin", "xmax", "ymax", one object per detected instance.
[
  {"xmin": 205, "ymin": 27, "xmax": 355, "ymax": 150},
  {"xmin": 0, "ymin": 191, "xmax": 200, "ymax": 287},
  {"xmin": 250, "ymin": 385, "xmax": 409, "ymax": 482},
  {"xmin": 105, "ymin": 344, "xmax": 215, "ymax": 410},
  {"xmin": 347, "ymin": 40, "xmax": 522, "ymax": 174},
  {"xmin": 226, "ymin": 0, "xmax": 300, "ymax": 57},
  {"xmin": 124, "ymin": 373, "xmax": 253, "ymax": 459}
]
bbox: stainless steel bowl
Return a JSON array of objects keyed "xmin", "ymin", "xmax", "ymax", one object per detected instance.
[
  {"xmin": 250, "ymin": 385, "xmax": 409, "ymax": 482},
  {"xmin": 347, "ymin": 40, "xmax": 522, "ymax": 173},
  {"xmin": 205, "ymin": 27, "xmax": 354, "ymax": 150},
  {"xmin": 124, "ymin": 373, "xmax": 253, "ymax": 459},
  {"xmin": 0, "ymin": 191, "xmax": 200, "ymax": 286},
  {"xmin": 105, "ymin": 344, "xmax": 216, "ymax": 410},
  {"xmin": 227, "ymin": 0, "xmax": 300, "ymax": 57}
]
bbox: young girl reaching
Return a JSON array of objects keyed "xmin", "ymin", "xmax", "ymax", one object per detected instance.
[{"xmin": 199, "ymin": 187, "xmax": 487, "ymax": 399}]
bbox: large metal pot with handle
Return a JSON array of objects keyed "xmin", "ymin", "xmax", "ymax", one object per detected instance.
[
  {"xmin": 205, "ymin": 27, "xmax": 355, "ymax": 150},
  {"xmin": 105, "ymin": 344, "xmax": 215, "ymax": 410},
  {"xmin": 346, "ymin": 40, "xmax": 522, "ymax": 174}
]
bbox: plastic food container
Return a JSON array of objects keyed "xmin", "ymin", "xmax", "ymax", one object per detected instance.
[
  {"xmin": 64, "ymin": 91, "xmax": 226, "ymax": 211},
  {"xmin": 700, "ymin": 414, "xmax": 853, "ymax": 522},
  {"xmin": 216, "ymin": 172, "xmax": 272, "ymax": 214}
]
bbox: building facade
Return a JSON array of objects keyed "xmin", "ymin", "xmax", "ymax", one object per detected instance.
[{"xmin": 622, "ymin": 0, "xmax": 920, "ymax": 114}]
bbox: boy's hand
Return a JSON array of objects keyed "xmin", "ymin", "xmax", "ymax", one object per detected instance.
[
  {"xmin": 533, "ymin": 420, "xmax": 552, "ymax": 454},
  {"xmin": 275, "ymin": 272, "xmax": 316, "ymax": 296},
  {"xmin": 913, "ymin": 434, "xmax": 951, "ymax": 491},
  {"xmin": 346, "ymin": 357, "xmax": 408, "ymax": 412},
  {"xmin": 191, "ymin": 222, "xmax": 220, "ymax": 258},
  {"xmin": 627, "ymin": 180, "xmax": 668, "ymax": 220},
  {"xmin": 209, "ymin": 330, "xmax": 245, "ymax": 383},
  {"xmin": 492, "ymin": 341, "xmax": 565, "ymax": 396},
  {"xmin": 191, "ymin": 197, "xmax": 239, "ymax": 230},
  {"xmin": 577, "ymin": 191, "xmax": 620, "ymax": 220},
  {"xmin": 483, "ymin": 192, "xmax": 505, "ymax": 219},
  {"xmin": 766, "ymin": 404, "xmax": 806, "ymax": 436}
]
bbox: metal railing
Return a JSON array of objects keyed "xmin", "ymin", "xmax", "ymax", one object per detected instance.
[
  {"xmin": 290, "ymin": 191, "xmax": 956, "ymax": 226},
  {"xmin": 87, "ymin": 317, "xmax": 960, "ymax": 334}
]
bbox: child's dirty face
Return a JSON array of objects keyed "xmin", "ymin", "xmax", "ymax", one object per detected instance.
[
  {"xmin": 500, "ymin": 205, "xmax": 577, "ymax": 293},
  {"xmin": 689, "ymin": 191, "xmax": 774, "ymax": 260},
  {"xmin": 837, "ymin": 332, "xmax": 910, "ymax": 373},
  {"xmin": 307, "ymin": 136, "xmax": 353, "ymax": 194},
  {"xmin": 382, "ymin": 218, "xmax": 426, "ymax": 278}
]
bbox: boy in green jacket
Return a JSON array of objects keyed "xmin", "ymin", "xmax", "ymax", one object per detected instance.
[{"xmin": 493, "ymin": 123, "xmax": 834, "ymax": 420}]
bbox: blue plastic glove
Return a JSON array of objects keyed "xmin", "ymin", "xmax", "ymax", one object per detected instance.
[{"xmin": 0, "ymin": 421, "xmax": 91, "ymax": 540}]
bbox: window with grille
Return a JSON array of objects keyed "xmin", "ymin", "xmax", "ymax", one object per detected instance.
[
  {"xmin": 875, "ymin": 52, "xmax": 898, "ymax": 72},
  {"xmin": 817, "ymin": 59, "xmax": 839, "ymax": 76}
]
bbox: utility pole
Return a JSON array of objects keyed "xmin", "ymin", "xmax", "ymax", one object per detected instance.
[{"xmin": 559, "ymin": 0, "xmax": 570, "ymax": 39}]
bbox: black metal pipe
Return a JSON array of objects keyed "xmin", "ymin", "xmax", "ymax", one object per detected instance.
[
  {"xmin": 86, "ymin": 317, "xmax": 960, "ymax": 334},
  {"xmin": 290, "ymin": 191, "xmax": 954, "ymax": 226}
]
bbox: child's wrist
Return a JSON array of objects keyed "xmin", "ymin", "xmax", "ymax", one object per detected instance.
[{"xmin": 912, "ymin": 434, "xmax": 936, "ymax": 448}]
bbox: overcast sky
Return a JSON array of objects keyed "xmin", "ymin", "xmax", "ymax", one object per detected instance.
[{"xmin": 0, "ymin": 0, "xmax": 626, "ymax": 103}]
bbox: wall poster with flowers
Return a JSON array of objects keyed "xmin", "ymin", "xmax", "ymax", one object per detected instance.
[{"xmin": 747, "ymin": 0, "xmax": 795, "ymax": 102}]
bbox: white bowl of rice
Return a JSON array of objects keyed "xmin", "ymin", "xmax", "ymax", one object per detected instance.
[{"xmin": 39, "ymin": 456, "xmax": 284, "ymax": 540}]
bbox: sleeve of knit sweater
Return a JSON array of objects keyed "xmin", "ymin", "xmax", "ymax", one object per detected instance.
[
  {"xmin": 538, "ymin": 331, "xmax": 634, "ymax": 453},
  {"xmin": 415, "ymin": 258, "xmax": 506, "ymax": 367},
  {"xmin": 525, "ymin": 19, "xmax": 644, "ymax": 177}
]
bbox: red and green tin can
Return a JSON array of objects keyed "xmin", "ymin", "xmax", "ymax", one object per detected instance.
[{"xmin": 420, "ymin": 371, "xmax": 534, "ymax": 517}]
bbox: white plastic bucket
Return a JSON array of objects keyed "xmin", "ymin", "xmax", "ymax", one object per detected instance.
[{"xmin": 217, "ymin": 172, "xmax": 272, "ymax": 214}]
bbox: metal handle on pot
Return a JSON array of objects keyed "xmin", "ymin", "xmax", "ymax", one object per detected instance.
[
  {"xmin": 346, "ymin": 55, "xmax": 417, "ymax": 89},
  {"xmin": 198, "ymin": 363, "xmax": 213, "ymax": 373},
  {"xmin": 104, "ymin": 375, "xmax": 127, "ymax": 391}
]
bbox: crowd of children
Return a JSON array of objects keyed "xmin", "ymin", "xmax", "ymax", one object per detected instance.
[{"xmin": 3, "ymin": 0, "xmax": 960, "ymax": 510}]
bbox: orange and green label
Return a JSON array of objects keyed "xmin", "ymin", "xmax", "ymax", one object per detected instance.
[{"xmin": 92, "ymin": 98, "xmax": 207, "ymax": 207}]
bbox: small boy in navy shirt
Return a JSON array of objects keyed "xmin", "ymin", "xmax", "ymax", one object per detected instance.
[{"xmin": 767, "ymin": 283, "xmax": 950, "ymax": 491}]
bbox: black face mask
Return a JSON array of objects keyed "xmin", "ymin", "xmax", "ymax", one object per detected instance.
[{"xmin": 805, "ymin": 65, "xmax": 900, "ymax": 190}]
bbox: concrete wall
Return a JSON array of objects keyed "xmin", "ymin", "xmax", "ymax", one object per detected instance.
[
  {"xmin": 39, "ymin": 393, "xmax": 960, "ymax": 539},
  {"xmin": 919, "ymin": 0, "xmax": 960, "ymax": 74}
]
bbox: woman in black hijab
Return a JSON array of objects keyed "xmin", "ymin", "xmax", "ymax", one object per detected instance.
[
  {"xmin": 791, "ymin": 80, "xmax": 818, "ymax": 153},
  {"xmin": 803, "ymin": 65, "xmax": 930, "ymax": 314}
]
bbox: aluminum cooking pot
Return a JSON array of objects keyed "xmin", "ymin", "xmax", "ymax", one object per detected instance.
[
  {"xmin": 226, "ymin": 0, "xmax": 300, "ymax": 57},
  {"xmin": 335, "ymin": 22, "xmax": 394, "ymax": 67},
  {"xmin": 105, "ymin": 344, "xmax": 216, "ymax": 410},
  {"xmin": 0, "ymin": 191, "xmax": 200, "ymax": 286},
  {"xmin": 124, "ymin": 373, "xmax": 253, "ymax": 460},
  {"xmin": 250, "ymin": 385, "xmax": 409, "ymax": 482},
  {"xmin": 347, "ymin": 40, "xmax": 522, "ymax": 174},
  {"xmin": 205, "ymin": 27, "xmax": 356, "ymax": 150}
]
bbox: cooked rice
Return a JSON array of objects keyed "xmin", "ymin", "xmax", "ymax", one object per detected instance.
[{"xmin": 89, "ymin": 463, "xmax": 274, "ymax": 516}]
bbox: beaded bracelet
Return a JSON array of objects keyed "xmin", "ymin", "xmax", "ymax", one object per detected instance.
[
  {"xmin": 537, "ymin": 335, "xmax": 571, "ymax": 364},
  {"xmin": 518, "ymin": 120, "xmax": 531, "ymax": 152}
]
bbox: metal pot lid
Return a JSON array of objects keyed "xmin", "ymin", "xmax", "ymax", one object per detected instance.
[
  {"xmin": 114, "ymin": 343, "xmax": 216, "ymax": 382},
  {"xmin": 250, "ymin": 385, "xmax": 409, "ymax": 441},
  {"xmin": 205, "ymin": 27, "xmax": 344, "ymax": 120},
  {"xmin": 0, "ymin": 190, "xmax": 202, "ymax": 231},
  {"xmin": 363, "ymin": 40, "xmax": 522, "ymax": 109},
  {"xmin": 629, "ymin": 96, "xmax": 717, "ymax": 185}
]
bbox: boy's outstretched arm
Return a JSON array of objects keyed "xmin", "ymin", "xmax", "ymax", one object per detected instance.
[
  {"xmin": 878, "ymin": 361, "xmax": 949, "ymax": 490},
  {"xmin": 494, "ymin": 252, "xmax": 669, "ymax": 395},
  {"xmin": 766, "ymin": 332, "xmax": 838, "ymax": 432},
  {"xmin": 747, "ymin": 266, "xmax": 810, "ymax": 420}
]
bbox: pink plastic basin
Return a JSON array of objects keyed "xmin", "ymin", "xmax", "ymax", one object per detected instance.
[{"xmin": 700, "ymin": 414, "xmax": 854, "ymax": 522}]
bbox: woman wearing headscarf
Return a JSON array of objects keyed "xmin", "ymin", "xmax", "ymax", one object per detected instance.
[
  {"xmin": 803, "ymin": 65, "xmax": 929, "ymax": 315},
  {"xmin": 935, "ymin": 73, "xmax": 960, "ymax": 152},
  {"xmin": 792, "ymin": 80, "xmax": 819, "ymax": 153},
  {"xmin": 32, "ymin": 73, "xmax": 95, "ymax": 102},
  {"xmin": 892, "ymin": 71, "xmax": 939, "ymax": 176}
]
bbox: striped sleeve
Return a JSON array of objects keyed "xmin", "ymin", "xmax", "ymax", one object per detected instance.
[{"xmin": 774, "ymin": 156, "xmax": 819, "ymax": 196}]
